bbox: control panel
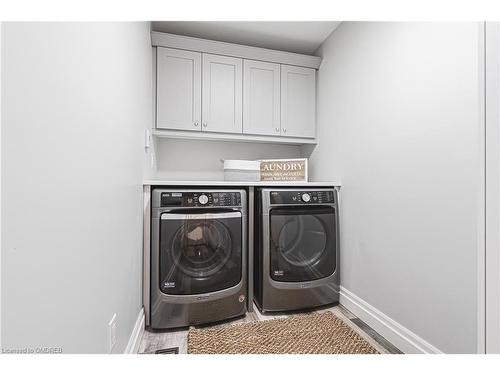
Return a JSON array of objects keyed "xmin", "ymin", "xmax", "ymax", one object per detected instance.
[
  {"xmin": 270, "ymin": 190, "xmax": 335, "ymax": 204},
  {"xmin": 161, "ymin": 192, "xmax": 242, "ymax": 207}
]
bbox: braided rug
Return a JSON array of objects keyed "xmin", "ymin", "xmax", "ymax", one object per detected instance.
[{"xmin": 187, "ymin": 311, "xmax": 379, "ymax": 354}]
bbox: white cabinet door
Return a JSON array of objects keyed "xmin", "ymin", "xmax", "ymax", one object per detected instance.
[
  {"xmin": 243, "ymin": 60, "xmax": 281, "ymax": 136},
  {"xmin": 281, "ymin": 65, "xmax": 316, "ymax": 138},
  {"xmin": 202, "ymin": 53, "xmax": 243, "ymax": 134},
  {"xmin": 156, "ymin": 47, "xmax": 201, "ymax": 131}
]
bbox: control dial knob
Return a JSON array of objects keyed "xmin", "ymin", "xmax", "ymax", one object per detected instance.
[
  {"xmin": 198, "ymin": 194, "xmax": 209, "ymax": 205},
  {"xmin": 301, "ymin": 193, "xmax": 311, "ymax": 202}
]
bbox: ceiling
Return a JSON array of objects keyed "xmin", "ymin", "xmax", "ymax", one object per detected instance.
[{"xmin": 151, "ymin": 21, "xmax": 341, "ymax": 55}]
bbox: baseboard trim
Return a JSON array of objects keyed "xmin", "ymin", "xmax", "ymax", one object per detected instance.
[
  {"xmin": 124, "ymin": 308, "xmax": 145, "ymax": 354},
  {"xmin": 339, "ymin": 287, "xmax": 443, "ymax": 354}
]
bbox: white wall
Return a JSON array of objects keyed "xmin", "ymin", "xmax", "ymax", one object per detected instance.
[
  {"xmin": 0, "ymin": 22, "xmax": 3, "ymax": 348},
  {"xmin": 151, "ymin": 138, "xmax": 301, "ymax": 180},
  {"xmin": 1, "ymin": 22, "xmax": 152, "ymax": 353},
  {"xmin": 485, "ymin": 22, "xmax": 500, "ymax": 353},
  {"xmin": 311, "ymin": 22, "xmax": 483, "ymax": 353}
]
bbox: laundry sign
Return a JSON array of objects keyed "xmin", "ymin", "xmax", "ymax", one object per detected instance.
[{"xmin": 260, "ymin": 159, "xmax": 308, "ymax": 182}]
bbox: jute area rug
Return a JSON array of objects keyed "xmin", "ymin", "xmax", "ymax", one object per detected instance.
[{"xmin": 187, "ymin": 311, "xmax": 379, "ymax": 354}]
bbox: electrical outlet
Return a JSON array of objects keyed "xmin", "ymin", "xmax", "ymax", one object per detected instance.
[{"xmin": 108, "ymin": 313, "xmax": 117, "ymax": 353}]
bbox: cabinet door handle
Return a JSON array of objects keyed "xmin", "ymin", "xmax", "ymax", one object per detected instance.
[
  {"xmin": 203, "ymin": 123, "xmax": 207, "ymax": 128},
  {"xmin": 194, "ymin": 122, "xmax": 199, "ymax": 127},
  {"xmin": 283, "ymin": 128, "xmax": 287, "ymax": 133},
  {"xmin": 275, "ymin": 127, "xmax": 280, "ymax": 132}
]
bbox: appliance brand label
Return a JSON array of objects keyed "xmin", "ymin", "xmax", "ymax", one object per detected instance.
[
  {"xmin": 273, "ymin": 270, "xmax": 284, "ymax": 276},
  {"xmin": 164, "ymin": 282, "xmax": 175, "ymax": 288}
]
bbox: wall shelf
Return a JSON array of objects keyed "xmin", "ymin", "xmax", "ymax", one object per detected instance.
[{"xmin": 152, "ymin": 129, "xmax": 318, "ymax": 146}]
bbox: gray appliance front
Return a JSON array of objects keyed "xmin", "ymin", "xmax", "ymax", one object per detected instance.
[
  {"xmin": 150, "ymin": 189, "xmax": 247, "ymax": 329},
  {"xmin": 259, "ymin": 188, "xmax": 339, "ymax": 312}
]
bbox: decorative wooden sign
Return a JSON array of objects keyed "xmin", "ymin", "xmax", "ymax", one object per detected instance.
[{"xmin": 260, "ymin": 159, "xmax": 308, "ymax": 182}]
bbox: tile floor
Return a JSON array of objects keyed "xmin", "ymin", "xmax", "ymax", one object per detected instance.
[{"xmin": 139, "ymin": 303, "xmax": 402, "ymax": 354}]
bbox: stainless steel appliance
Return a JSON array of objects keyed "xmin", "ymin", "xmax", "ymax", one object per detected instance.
[
  {"xmin": 149, "ymin": 189, "xmax": 247, "ymax": 329},
  {"xmin": 254, "ymin": 188, "xmax": 339, "ymax": 312}
]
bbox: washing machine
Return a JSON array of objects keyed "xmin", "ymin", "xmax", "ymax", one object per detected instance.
[
  {"xmin": 149, "ymin": 189, "xmax": 247, "ymax": 329},
  {"xmin": 254, "ymin": 188, "xmax": 339, "ymax": 313}
]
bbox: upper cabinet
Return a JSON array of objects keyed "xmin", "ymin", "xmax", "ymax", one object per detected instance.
[
  {"xmin": 281, "ymin": 65, "xmax": 316, "ymax": 139},
  {"xmin": 243, "ymin": 60, "xmax": 281, "ymax": 136},
  {"xmin": 202, "ymin": 54, "xmax": 243, "ymax": 134},
  {"xmin": 153, "ymin": 32, "xmax": 319, "ymax": 144},
  {"xmin": 156, "ymin": 47, "xmax": 201, "ymax": 131}
]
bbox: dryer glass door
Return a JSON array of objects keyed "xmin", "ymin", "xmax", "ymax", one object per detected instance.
[
  {"xmin": 159, "ymin": 211, "xmax": 242, "ymax": 295},
  {"xmin": 269, "ymin": 206, "xmax": 336, "ymax": 282}
]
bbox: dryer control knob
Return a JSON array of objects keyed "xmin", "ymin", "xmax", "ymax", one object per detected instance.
[
  {"xmin": 198, "ymin": 194, "xmax": 209, "ymax": 205},
  {"xmin": 301, "ymin": 193, "xmax": 311, "ymax": 202}
]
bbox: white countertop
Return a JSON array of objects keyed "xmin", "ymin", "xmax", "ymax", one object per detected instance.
[{"xmin": 143, "ymin": 180, "xmax": 340, "ymax": 187}]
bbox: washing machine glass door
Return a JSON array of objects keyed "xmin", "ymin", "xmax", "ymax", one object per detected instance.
[
  {"xmin": 269, "ymin": 206, "xmax": 336, "ymax": 282},
  {"xmin": 159, "ymin": 211, "xmax": 242, "ymax": 295}
]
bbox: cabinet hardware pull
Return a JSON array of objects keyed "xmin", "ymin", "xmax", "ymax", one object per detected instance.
[
  {"xmin": 275, "ymin": 128, "xmax": 280, "ymax": 132},
  {"xmin": 283, "ymin": 128, "xmax": 287, "ymax": 133},
  {"xmin": 194, "ymin": 122, "xmax": 199, "ymax": 127},
  {"xmin": 203, "ymin": 123, "xmax": 207, "ymax": 128}
]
